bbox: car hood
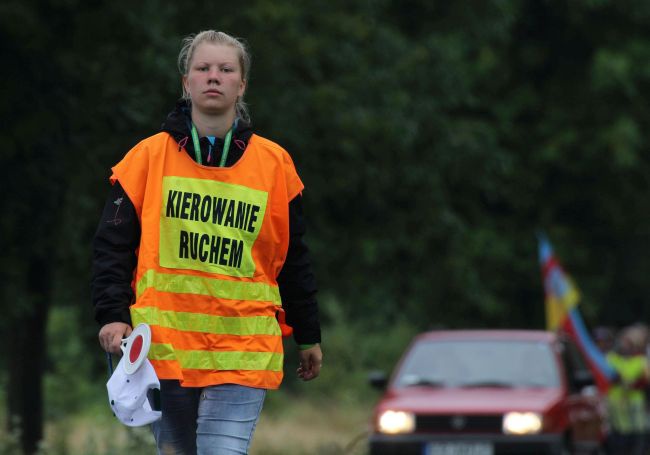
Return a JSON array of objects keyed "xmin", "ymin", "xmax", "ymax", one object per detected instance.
[{"xmin": 378, "ymin": 387, "xmax": 564, "ymax": 414}]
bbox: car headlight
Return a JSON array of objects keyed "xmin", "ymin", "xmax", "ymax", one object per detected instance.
[
  {"xmin": 377, "ymin": 410, "xmax": 416, "ymax": 434},
  {"xmin": 502, "ymin": 412, "xmax": 543, "ymax": 435}
]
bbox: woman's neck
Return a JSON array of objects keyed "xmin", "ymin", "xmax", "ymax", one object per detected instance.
[{"xmin": 191, "ymin": 108, "xmax": 235, "ymax": 138}]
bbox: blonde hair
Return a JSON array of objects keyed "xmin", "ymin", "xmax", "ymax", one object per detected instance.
[{"xmin": 178, "ymin": 30, "xmax": 251, "ymax": 122}]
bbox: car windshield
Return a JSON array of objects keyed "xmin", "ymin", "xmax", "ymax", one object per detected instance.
[{"xmin": 394, "ymin": 339, "xmax": 560, "ymax": 389}]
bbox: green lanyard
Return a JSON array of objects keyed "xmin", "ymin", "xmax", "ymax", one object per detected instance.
[{"xmin": 190, "ymin": 123, "xmax": 233, "ymax": 167}]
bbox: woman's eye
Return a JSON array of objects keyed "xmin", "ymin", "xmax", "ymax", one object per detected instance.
[
  {"xmin": 197, "ymin": 66, "xmax": 208, "ymax": 72},
  {"xmin": 222, "ymin": 67, "xmax": 234, "ymax": 73}
]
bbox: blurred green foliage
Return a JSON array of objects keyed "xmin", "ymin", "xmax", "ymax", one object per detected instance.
[{"xmin": 3, "ymin": 0, "xmax": 650, "ymax": 452}]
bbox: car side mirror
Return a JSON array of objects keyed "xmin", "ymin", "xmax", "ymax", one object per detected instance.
[
  {"xmin": 573, "ymin": 369, "xmax": 595, "ymax": 391},
  {"xmin": 580, "ymin": 384, "xmax": 599, "ymax": 397},
  {"xmin": 368, "ymin": 370, "xmax": 388, "ymax": 390}
]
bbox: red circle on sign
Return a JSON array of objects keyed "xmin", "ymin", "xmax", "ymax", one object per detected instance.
[{"xmin": 130, "ymin": 335, "xmax": 143, "ymax": 364}]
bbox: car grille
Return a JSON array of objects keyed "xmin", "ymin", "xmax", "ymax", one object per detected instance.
[{"xmin": 416, "ymin": 414, "xmax": 503, "ymax": 433}]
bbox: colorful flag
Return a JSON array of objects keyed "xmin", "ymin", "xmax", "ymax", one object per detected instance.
[
  {"xmin": 539, "ymin": 235, "xmax": 580, "ymax": 331},
  {"xmin": 538, "ymin": 234, "xmax": 616, "ymax": 391}
]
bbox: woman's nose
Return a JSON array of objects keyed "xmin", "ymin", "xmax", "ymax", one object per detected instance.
[{"xmin": 208, "ymin": 68, "xmax": 221, "ymax": 83}]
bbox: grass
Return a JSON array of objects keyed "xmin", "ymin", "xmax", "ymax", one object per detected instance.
[
  {"xmin": 40, "ymin": 401, "xmax": 157, "ymax": 454},
  {"xmin": 250, "ymin": 392, "xmax": 371, "ymax": 455},
  {"xmin": 1, "ymin": 390, "xmax": 373, "ymax": 455}
]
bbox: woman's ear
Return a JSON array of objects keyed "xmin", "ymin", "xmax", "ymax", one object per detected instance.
[
  {"xmin": 182, "ymin": 76, "xmax": 189, "ymax": 97},
  {"xmin": 238, "ymin": 78, "xmax": 247, "ymax": 97}
]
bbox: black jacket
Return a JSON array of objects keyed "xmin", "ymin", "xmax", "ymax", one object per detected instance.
[{"xmin": 91, "ymin": 100, "xmax": 321, "ymax": 344}]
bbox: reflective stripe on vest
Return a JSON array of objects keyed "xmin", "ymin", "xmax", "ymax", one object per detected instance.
[
  {"xmin": 148, "ymin": 343, "xmax": 283, "ymax": 371},
  {"xmin": 136, "ymin": 269, "xmax": 281, "ymax": 305},
  {"xmin": 131, "ymin": 306, "xmax": 281, "ymax": 336}
]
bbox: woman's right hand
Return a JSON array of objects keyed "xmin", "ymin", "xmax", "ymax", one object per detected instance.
[{"xmin": 99, "ymin": 322, "xmax": 133, "ymax": 354}]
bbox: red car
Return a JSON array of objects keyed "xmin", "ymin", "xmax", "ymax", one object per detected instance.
[{"xmin": 369, "ymin": 330, "xmax": 607, "ymax": 455}]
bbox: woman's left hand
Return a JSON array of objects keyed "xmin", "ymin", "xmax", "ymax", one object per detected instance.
[{"xmin": 297, "ymin": 344, "xmax": 322, "ymax": 381}]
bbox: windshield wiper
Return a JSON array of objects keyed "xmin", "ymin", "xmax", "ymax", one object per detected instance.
[
  {"xmin": 459, "ymin": 380, "xmax": 514, "ymax": 388},
  {"xmin": 401, "ymin": 377, "xmax": 445, "ymax": 388}
]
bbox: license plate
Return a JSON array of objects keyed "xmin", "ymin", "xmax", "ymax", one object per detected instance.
[{"xmin": 425, "ymin": 442, "xmax": 494, "ymax": 455}]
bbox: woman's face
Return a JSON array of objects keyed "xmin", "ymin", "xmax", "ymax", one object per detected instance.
[{"xmin": 183, "ymin": 42, "xmax": 246, "ymax": 117}]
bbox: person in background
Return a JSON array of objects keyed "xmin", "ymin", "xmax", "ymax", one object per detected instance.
[
  {"xmin": 593, "ymin": 326, "xmax": 618, "ymax": 453},
  {"xmin": 594, "ymin": 326, "xmax": 616, "ymax": 356},
  {"xmin": 606, "ymin": 325, "xmax": 649, "ymax": 455},
  {"xmin": 92, "ymin": 30, "xmax": 322, "ymax": 454}
]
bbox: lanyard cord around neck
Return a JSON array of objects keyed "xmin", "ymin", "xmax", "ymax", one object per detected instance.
[{"xmin": 190, "ymin": 123, "xmax": 234, "ymax": 167}]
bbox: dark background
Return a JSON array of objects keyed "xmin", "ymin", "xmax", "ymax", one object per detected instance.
[{"xmin": 2, "ymin": 0, "xmax": 650, "ymax": 453}]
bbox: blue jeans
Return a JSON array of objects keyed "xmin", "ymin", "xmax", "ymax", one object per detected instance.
[{"xmin": 152, "ymin": 380, "xmax": 266, "ymax": 455}]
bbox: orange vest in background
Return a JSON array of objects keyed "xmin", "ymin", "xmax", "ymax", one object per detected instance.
[{"xmin": 111, "ymin": 132, "xmax": 303, "ymax": 389}]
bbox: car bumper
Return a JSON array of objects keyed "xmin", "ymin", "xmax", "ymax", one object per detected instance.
[{"xmin": 369, "ymin": 433, "xmax": 565, "ymax": 455}]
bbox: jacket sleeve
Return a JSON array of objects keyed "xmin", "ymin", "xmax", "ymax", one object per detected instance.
[
  {"xmin": 91, "ymin": 181, "xmax": 140, "ymax": 326},
  {"xmin": 277, "ymin": 195, "xmax": 321, "ymax": 345}
]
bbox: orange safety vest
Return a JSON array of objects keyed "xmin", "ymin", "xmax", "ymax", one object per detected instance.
[{"xmin": 111, "ymin": 132, "xmax": 304, "ymax": 389}]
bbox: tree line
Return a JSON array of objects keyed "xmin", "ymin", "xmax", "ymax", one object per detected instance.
[{"xmin": 3, "ymin": 0, "xmax": 650, "ymax": 452}]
